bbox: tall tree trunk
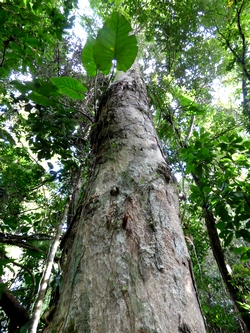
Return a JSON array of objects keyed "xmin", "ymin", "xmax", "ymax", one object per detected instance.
[
  {"xmin": 192, "ymin": 174, "xmax": 250, "ymax": 332},
  {"xmin": 46, "ymin": 65, "xmax": 207, "ymax": 333},
  {"xmin": 202, "ymin": 204, "xmax": 250, "ymax": 332}
]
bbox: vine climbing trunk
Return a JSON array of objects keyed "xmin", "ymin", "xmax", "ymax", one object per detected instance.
[{"xmin": 46, "ymin": 65, "xmax": 207, "ymax": 333}]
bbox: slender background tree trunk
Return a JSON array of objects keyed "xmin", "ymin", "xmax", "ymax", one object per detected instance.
[{"xmin": 46, "ymin": 65, "xmax": 207, "ymax": 333}]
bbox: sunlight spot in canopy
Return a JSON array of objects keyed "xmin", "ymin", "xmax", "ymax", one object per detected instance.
[
  {"xmin": 211, "ymin": 78, "xmax": 241, "ymax": 108},
  {"xmin": 73, "ymin": 0, "xmax": 91, "ymax": 41}
]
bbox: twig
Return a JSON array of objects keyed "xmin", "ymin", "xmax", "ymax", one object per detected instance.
[{"xmin": 6, "ymin": 255, "xmax": 37, "ymax": 300}]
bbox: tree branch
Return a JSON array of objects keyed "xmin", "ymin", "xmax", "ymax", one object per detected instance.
[
  {"xmin": 235, "ymin": 0, "xmax": 250, "ymax": 80},
  {"xmin": 28, "ymin": 196, "xmax": 71, "ymax": 333},
  {"xmin": 184, "ymin": 115, "xmax": 195, "ymax": 145},
  {"xmin": 0, "ymin": 233, "xmax": 46, "ymax": 254},
  {"xmin": 5, "ymin": 255, "xmax": 37, "ymax": 300},
  {"xmin": 0, "ymin": 278, "xmax": 30, "ymax": 333}
]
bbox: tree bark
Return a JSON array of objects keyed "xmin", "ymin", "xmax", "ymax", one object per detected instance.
[
  {"xmin": 46, "ymin": 65, "xmax": 207, "ymax": 333},
  {"xmin": 202, "ymin": 205, "xmax": 250, "ymax": 332}
]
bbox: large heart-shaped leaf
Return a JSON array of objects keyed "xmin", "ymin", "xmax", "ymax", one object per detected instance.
[
  {"xmin": 51, "ymin": 77, "xmax": 87, "ymax": 100},
  {"xmin": 11, "ymin": 80, "xmax": 59, "ymax": 97},
  {"xmin": 82, "ymin": 37, "xmax": 97, "ymax": 77},
  {"xmin": 93, "ymin": 12, "xmax": 138, "ymax": 74},
  {"xmin": 10, "ymin": 80, "xmax": 30, "ymax": 94},
  {"xmin": 28, "ymin": 91, "xmax": 55, "ymax": 107}
]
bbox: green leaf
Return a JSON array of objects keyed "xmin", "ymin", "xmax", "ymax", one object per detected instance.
[
  {"xmin": 179, "ymin": 147, "xmax": 188, "ymax": 158},
  {"xmin": 51, "ymin": 77, "xmax": 87, "ymax": 100},
  {"xmin": 0, "ymin": 129, "xmax": 15, "ymax": 145},
  {"xmin": 232, "ymin": 246, "xmax": 249, "ymax": 255},
  {"xmin": 185, "ymin": 163, "xmax": 195, "ymax": 174},
  {"xmin": 34, "ymin": 81, "xmax": 59, "ymax": 97},
  {"xmin": 203, "ymin": 186, "xmax": 212, "ymax": 194},
  {"xmin": 194, "ymin": 164, "xmax": 203, "ymax": 178},
  {"xmin": 224, "ymin": 232, "xmax": 233, "ymax": 246},
  {"xmin": 93, "ymin": 12, "xmax": 138, "ymax": 74},
  {"xmin": 190, "ymin": 184, "xmax": 200, "ymax": 195},
  {"xmin": 0, "ymin": 66, "xmax": 10, "ymax": 78},
  {"xmin": 219, "ymin": 229, "xmax": 230, "ymax": 240},
  {"xmin": 32, "ymin": 0, "xmax": 42, "ymax": 11},
  {"xmin": 20, "ymin": 226, "xmax": 31, "ymax": 233},
  {"xmin": 219, "ymin": 135, "xmax": 229, "ymax": 143},
  {"xmin": 200, "ymin": 147, "xmax": 210, "ymax": 158},
  {"xmin": 25, "ymin": 37, "xmax": 39, "ymax": 47},
  {"xmin": 28, "ymin": 91, "xmax": 55, "ymax": 107},
  {"xmin": 20, "ymin": 320, "xmax": 31, "ymax": 333},
  {"xmin": 241, "ymin": 252, "xmax": 249, "ymax": 262},
  {"xmin": 238, "ymin": 229, "xmax": 250, "ymax": 242},
  {"xmin": 82, "ymin": 37, "xmax": 97, "ymax": 77},
  {"xmin": 28, "ymin": 239, "xmax": 50, "ymax": 252},
  {"xmin": 214, "ymin": 203, "xmax": 230, "ymax": 221},
  {"xmin": 47, "ymin": 162, "xmax": 54, "ymax": 169},
  {"xmin": 236, "ymin": 302, "xmax": 250, "ymax": 311},
  {"xmin": 3, "ymin": 217, "xmax": 17, "ymax": 229},
  {"xmin": 10, "ymin": 80, "xmax": 30, "ymax": 94},
  {"xmin": 216, "ymin": 221, "xmax": 226, "ymax": 231},
  {"xmin": 179, "ymin": 94, "xmax": 193, "ymax": 107}
]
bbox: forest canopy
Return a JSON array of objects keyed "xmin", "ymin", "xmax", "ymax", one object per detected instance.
[{"xmin": 0, "ymin": 0, "xmax": 250, "ymax": 332}]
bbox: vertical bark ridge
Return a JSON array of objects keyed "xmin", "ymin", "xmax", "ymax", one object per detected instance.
[{"xmin": 47, "ymin": 65, "xmax": 207, "ymax": 333}]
